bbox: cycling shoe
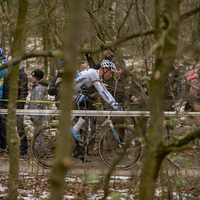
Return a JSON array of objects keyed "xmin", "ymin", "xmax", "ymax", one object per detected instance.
[
  {"xmin": 75, "ymin": 154, "xmax": 91, "ymax": 162},
  {"xmin": 81, "ymin": 156, "xmax": 91, "ymax": 162},
  {"xmin": 70, "ymin": 128, "xmax": 83, "ymax": 143},
  {"xmin": 70, "ymin": 127, "xmax": 79, "ymax": 136}
]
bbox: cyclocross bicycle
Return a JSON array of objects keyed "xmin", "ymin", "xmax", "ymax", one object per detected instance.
[{"xmin": 31, "ymin": 115, "xmax": 143, "ymax": 170}]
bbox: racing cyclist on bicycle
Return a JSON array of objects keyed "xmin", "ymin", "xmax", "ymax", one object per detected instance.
[{"xmin": 71, "ymin": 60, "xmax": 120, "ymax": 138}]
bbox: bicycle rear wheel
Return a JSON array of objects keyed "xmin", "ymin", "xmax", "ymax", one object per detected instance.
[
  {"xmin": 31, "ymin": 124, "xmax": 74, "ymax": 169},
  {"xmin": 99, "ymin": 124, "xmax": 143, "ymax": 170}
]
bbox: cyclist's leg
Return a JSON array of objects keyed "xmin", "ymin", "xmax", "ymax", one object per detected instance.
[
  {"xmin": 82, "ymin": 97, "xmax": 97, "ymax": 154},
  {"xmin": 71, "ymin": 96, "xmax": 86, "ymax": 138}
]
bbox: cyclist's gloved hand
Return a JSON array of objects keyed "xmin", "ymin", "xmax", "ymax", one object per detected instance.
[
  {"xmin": 116, "ymin": 107, "xmax": 123, "ymax": 111},
  {"xmin": 111, "ymin": 102, "xmax": 120, "ymax": 110}
]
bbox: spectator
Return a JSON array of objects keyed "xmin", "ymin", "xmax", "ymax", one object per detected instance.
[
  {"xmin": 2, "ymin": 59, "xmax": 28, "ymax": 158},
  {"xmin": 28, "ymin": 69, "xmax": 48, "ymax": 154},
  {"xmin": 77, "ymin": 61, "xmax": 88, "ymax": 72},
  {"xmin": 102, "ymin": 65, "xmax": 130, "ymax": 141},
  {"xmin": 184, "ymin": 70, "xmax": 200, "ymax": 145},
  {"xmin": 0, "ymin": 48, "xmax": 7, "ymax": 63},
  {"xmin": 164, "ymin": 65, "xmax": 182, "ymax": 110},
  {"xmin": 0, "ymin": 48, "xmax": 8, "ymax": 150},
  {"xmin": 7, "ymin": 55, "xmax": 12, "ymax": 62},
  {"xmin": 184, "ymin": 70, "xmax": 200, "ymax": 116},
  {"xmin": 48, "ymin": 61, "xmax": 64, "ymax": 108},
  {"xmin": 164, "ymin": 65, "xmax": 182, "ymax": 137},
  {"xmin": 129, "ymin": 66, "xmax": 149, "ymax": 137},
  {"xmin": 85, "ymin": 48, "xmax": 118, "ymax": 70}
]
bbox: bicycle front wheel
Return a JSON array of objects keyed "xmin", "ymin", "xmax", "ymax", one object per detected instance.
[
  {"xmin": 31, "ymin": 124, "xmax": 74, "ymax": 169},
  {"xmin": 99, "ymin": 124, "xmax": 143, "ymax": 170}
]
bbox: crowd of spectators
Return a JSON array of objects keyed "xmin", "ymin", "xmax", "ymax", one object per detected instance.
[{"xmin": 1, "ymin": 46, "xmax": 200, "ymax": 159}]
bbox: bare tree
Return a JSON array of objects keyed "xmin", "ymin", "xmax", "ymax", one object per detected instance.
[
  {"xmin": 6, "ymin": 1, "xmax": 28, "ymax": 199},
  {"xmin": 49, "ymin": 0, "xmax": 85, "ymax": 199}
]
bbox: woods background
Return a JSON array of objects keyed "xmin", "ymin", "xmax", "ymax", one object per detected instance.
[{"xmin": 1, "ymin": 0, "xmax": 200, "ymax": 200}]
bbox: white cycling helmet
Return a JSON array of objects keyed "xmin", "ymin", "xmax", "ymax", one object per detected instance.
[{"xmin": 100, "ymin": 60, "xmax": 116, "ymax": 73}]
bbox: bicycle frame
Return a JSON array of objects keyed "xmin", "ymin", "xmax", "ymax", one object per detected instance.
[{"xmin": 88, "ymin": 116, "xmax": 122, "ymax": 148}]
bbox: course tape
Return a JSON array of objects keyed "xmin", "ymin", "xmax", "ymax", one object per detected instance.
[
  {"xmin": 0, "ymin": 99, "xmax": 181, "ymax": 105},
  {"xmin": 0, "ymin": 99, "xmax": 59, "ymax": 104},
  {"xmin": 0, "ymin": 98, "xmax": 194, "ymax": 106}
]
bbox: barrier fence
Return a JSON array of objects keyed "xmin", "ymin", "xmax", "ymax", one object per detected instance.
[{"xmin": 0, "ymin": 109, "xmax": 199, "ymax": 117}]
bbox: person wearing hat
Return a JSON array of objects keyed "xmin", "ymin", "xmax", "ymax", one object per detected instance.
[
  {"xmin": 28, "ymin": 69, "xmax": 48, "ymax": 154},
  {"xmin": 184, "ymin": 70, "xmax": 200, "ymax": 112},
  {"xmin": 183, "ymin": 70, "xmax": 200, "ymax": 145},
  {"xmin": 48, "ymin": 60, "xmax": 64, "ymax": 107}
]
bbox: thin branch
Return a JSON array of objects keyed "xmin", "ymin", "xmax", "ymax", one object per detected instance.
[
  {"xmin": 180, "ymin": 6, "xmax": 200, "ymax": 21},
  {"xmin": 117, "ymin": 0, "xmax": 136, "ymax": 34},
  {"xmin": 2, "ymin": 6, "xmax": 56, "ymax": 34},
  {"xmin": 81, "ymin": 6, "xmax": 200, "ymax": 54},
  {"xmin": 165, "ymin": 144, "xmax": 200, "ymax": 152},
  {"xmin": 0, "ymin": 50, "xmax": 61, "ymax": 70},
  {"xmin": 85, "ymin": 6, "xmax": 114, "ymax": 41},
  {"xmin": 79, "ymin": 28, "xmax": 154, "ymax": 54},
  {"xmin": 136, "ymin": 1, "xmax": 152, "ymax": 29},
  {"xmin": 167, "ymin": 157, "xmax": 180, "ymax": 169}
]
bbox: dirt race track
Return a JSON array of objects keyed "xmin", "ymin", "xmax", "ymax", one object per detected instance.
[
  {"xmin": 1, "ymin": 126, "xmax": 200, "ymax": 178},
  {"xmin": 1, "ymin": 150, "xmax": 200, "ymax": 178},
  {"xmin": 0, "ymin": 155, "xmax": 140, "ymax": 177}
]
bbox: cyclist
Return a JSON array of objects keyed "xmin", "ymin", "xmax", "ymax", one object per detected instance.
[{"xmin": 71, "ymin": 59, "xmax": 120, "ymax": 138}]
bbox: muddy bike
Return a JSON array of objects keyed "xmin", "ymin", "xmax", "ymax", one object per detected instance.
[{"xmin": 31, "ymin": 115, "xmax": 143, "ymax": 170}]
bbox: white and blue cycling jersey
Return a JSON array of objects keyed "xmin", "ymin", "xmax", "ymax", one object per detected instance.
[{"xmin": 74, "ymin": 68, "xmax": 116, "ymax": 105}]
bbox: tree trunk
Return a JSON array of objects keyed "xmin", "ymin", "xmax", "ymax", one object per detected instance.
[
  {"xmin": 7, "ymin": 1, "xmax": 28, "ymax": 199},
  {"xmin": 139, "ymin": 1, "xmax": 180, "ymax": 199},
  {"xmin": 49, "ymin": 0, "xmax": 85, "ymax": 199}
]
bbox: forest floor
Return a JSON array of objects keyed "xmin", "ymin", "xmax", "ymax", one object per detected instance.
[
  {"xmin": 0, "ymin": 150, "xmax": 140, "ymax": 199},
  {"xmin": 0, "ymin": 125, "xmax": 200, "ymax": 199}
]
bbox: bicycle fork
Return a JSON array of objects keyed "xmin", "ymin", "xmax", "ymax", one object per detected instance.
[{"xmin": 100, "ymin": 117, "xmax": 122, "ymax": 148}]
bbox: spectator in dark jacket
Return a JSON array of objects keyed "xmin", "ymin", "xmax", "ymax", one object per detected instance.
[
  {"xmin": 2, "ymin": 62, "xmax": 28, "ymax": 158},
  {"xmin": 0, "ymin": 48, "xmax": 7, "ymax": 150},
  {"xmin": 129, "ymin": 66, "xmax": 149, "ymax": 137},
  {"xmin": 48, "ymin": 61, "xmax": 64, "ymax": 108},
  {"xmin": 28, "ymin": 69, "xmax": 48, "ymax": 153},
  {"xmin": 85, "ymin": 49, "xmax": 118, "ymax": 70},
  {"xmin": 164, "ymin": 65, "xmax": 182, "ymax": 110},
  {"xmin": 164, "ymin": 65, "xmax": 182, "ymax": 137},
  {"xmin": 102, "ymin": 66, "xmax": 130, "ymax": 142},
  {"xmin": 102, "ymin": 68, "xmax": 130, "ymax": 110}
]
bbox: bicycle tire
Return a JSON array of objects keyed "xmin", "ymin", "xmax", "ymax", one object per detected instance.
[
  {"xmin": 99, "ymin": 124, "xmax": 143, "ymax": 170},
  {"xmin": 31, "ymin": 124, "xmax": 74, "ymax": 169}
]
